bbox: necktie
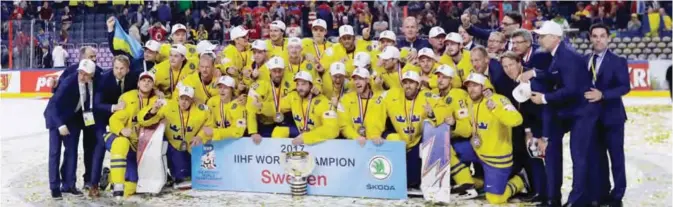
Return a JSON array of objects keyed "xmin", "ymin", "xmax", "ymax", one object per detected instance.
[
  {"xmin": 118, "ymin": 79, "xmax": 124, "ymax": 93},
  {"xmin": 84, "ymin": 84, "xmax": 91, "ymax": 111},
  {"xmin": 591, "ymin": 54, "xmax": 599, "ymax": 82}
]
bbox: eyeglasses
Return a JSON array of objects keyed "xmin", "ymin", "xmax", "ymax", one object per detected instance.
[
  {"xmin": 502, "ymin": 22, "xmax": 518, "ymax": 27},
  {"xmin": 511, "ymin": 41, "xmax": 528, "ymax": 45}
]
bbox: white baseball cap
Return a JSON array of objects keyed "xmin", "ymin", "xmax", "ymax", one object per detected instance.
[
  {"xmin": 464, "ymin": 73, "xmax": 488, "ymax": 86},
  {"xmin": 288, "ymin": 37, "xmax": 302, "ymax": 47},
  {"xmin": 270, "ymin": 20, "xmax": 286, "ymax": 31},
  {"xmin": 434, "ymin": 64, "xmax": 456, "ymax": 78},
  {"xmin": 217, "ymin": 75, "xmax": 236, "ymax": 88},
  {"xmin": 353, "ymin": 52, "xmax": 371, "ymax": 68},
  {"xmin": 417, "ymin": 48, "xmax": 437, "ymax": 61},
  {"xmin": 230, "ymin": 26, "xmax": 249, "ymax": 40},
  {"xmin": 534, "ymin": 21, "xmax": 564, "ymax": 37},
  {"xmin": 429, "ymin": 27, "xmax": 446, "ymax": 38},
  {"xmin": 311, "ymin": 19, "xmax": 327, "ymax": 29},
  {"xmin": 378, "ymin": 46, "xmax": 401, "ymax": 60},
  {"xmin": 330, "ymin": 62, "xmax": 347, "ymax": 76},
  {"xmin": 512, "ymin": 82, "xmax": 532, "ymax": 103},
  {"xmin": 251, "ymin": 40, "xmax": 267, "ymax": 51},
  {"xmin": 144, "ymin": 40, "xmax": 161, "ymax": 52},
  {"xmin": 78, "ymin": 59, "xmax": 96, "ymax": 74},
  {"xmin": 171, "ymin": 24, "xmax": 187, "ymax": 35},
  {"xmin": 445, "ymin": 32, "xmax": 463, "ymax": 44},
  {"xmin": 171, "ymin": 44, "xmax": 188, "ymax": 56},
  {"xmin": 401, "ymin": 71, "xmax": 421, "ymax": 83},
  {"xmin": 196, "ymin": 40, "xmax": 217, "ymax": 55},
  {"xmin": 138, "ymin": 71, "xmax": 156, "ymax": 82},
  {"xmin": 294, "ymin": 71, "xmax": 313, "ymax": 83},
  {"xmin": 379, "ymin": 30, "xmax": 396, "ymax": 42},
  {"xmin": 339, "ymin": 25, "xmax": 355, "ymax": 37},
  {"xmin": 178, "ymin": 85, "xmax": 195, "ymax": 98},
  {"xmin": 351, "ymin": 67, "xmax": 371, "ymax": 79},
  {"xmin": 266, "ymin": 56, "xmax": 285, "ymax": 69}
]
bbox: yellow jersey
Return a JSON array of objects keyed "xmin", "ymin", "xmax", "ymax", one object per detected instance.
[
  {"xmin": 383, "ymin": 88, "xmax": 442, "ymax": 149},
  {"xmin": 151, "ymin": 59, "xmax": 198, "ymax": 99},
  {"xmin": 266, "ymin": 39, "xmax": 289, "ymax": 59},
  {"xmin": 108, "ymin": 90, "xmax": 159, "ymax": 149},
  {"xmin": 277, "ymin": 92, "xmax": 338, "ymax": 144},
  {"xmin": 137, "ymin": 100, "xmax": 211, "ymax": 153},
  {"xmin": 438, "ymin": 50, "xmax": 473, "ymax": 88},
  {"xmin": 431, "ymin": 88, "xmax": 473, "ymax": 138},
  {"xmin": 337, "ymin": 90, "xmax": 388, "ymax": 139},
  {"xmin": 246, "ymin": 79, "xmax": 292, "ymax": 134},
  {"xmin": 469, "ymin": 94, "xmax": 522, "ymax": 168},
  {"xmin": 200, "ymin": 96, "xmax": 247, "ymax": 141},
  {"xmin": 173, "ymin": 72, "xmax": 219, "ymax": 105},
  {"xmin": 158, "ymin": 43, "xmax": 198, "ymax": 62},
  {"xmin": 320, "ymin": 40, "xmax": 373, "ymax": 76},
  {"xmin": 301, "ymin": 38, "xmax": 333, "ymax": 61}
]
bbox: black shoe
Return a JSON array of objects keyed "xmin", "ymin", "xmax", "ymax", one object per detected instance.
[
  {"xmin": 537, "ymin": 199, "xmax": 562, "ymax": 207},
  {"xmin": 520, "ymin": 193, "xmax": 545, "ymax": 204},
  {"xmin": 51, "ymin": 189, "xmax": 62, "ymax": 200},
  {"xmin": 609, "ymin": 200, "xmax": 623, "ymax": 207},
  {"xmin": 60, "ymin": 187, "xmax": 84, "ymax": 196},
  {"xmin": 451, "ymin": 184, "xmax": 478, "ymax": 200},
  {"xmin": 99, "ymin": 167, "xmax": 111, "ymax": 190}
]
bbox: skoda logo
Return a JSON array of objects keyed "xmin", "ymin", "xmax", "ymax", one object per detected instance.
[{"xmin": 368, "ymin": 156, "xmax": 392, "ymax": 180}]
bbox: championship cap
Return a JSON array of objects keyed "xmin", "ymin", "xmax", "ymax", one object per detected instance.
[
  {"xmin": 171, "ymin": 44, "xmax": 188, "ymax": 56},
  {"xmin": 144, "ymin": 40, "xmax": 161, "ymax": 52},
  {"xmin": 339, "ymin": 25, "xmax": 355, "ymax": 37},
  {"xmin": 294, "ymin": 71, "xmax": 313, "ymax": 83},
  {"xmin": 434, "ymin": 64, "xmax": 456, "ymax": 78},
  {"xmin": 401, "ymin": 71, "xmax": 421, "ymax": 83},
  {"xmin": 270, "ymin": 20, "xmax": 286, "ymax": 31},
  {"xmin": 266, "ymin": 56, "xmax": 285, "ymax": 69},
  {"xmin": 288, "ymin": 37, "xmax": 302, "ymax": 47},
  {"xmin": 330, "ymin": 62, "xmax": 347, "ymax": 76},
  {"xmin": 353, "ymin": 52, "xmax": 371, "ymax": 68},
  {"xmin": 311, "ymin": 19, "xmax": 327, "ymax": 29},
  {"xmin": 445, "ymin": 32, "xmax": 463, "ymax": 44},
  {"xmin": 196, "ymin": 40, "xmax": 217, "ymax": 54},
  {"xmin": 429, "ymin": 27, "xmax": 446, "ymax": 38},
  {"xmin": 534, "ymin": 21, "xmax": 564, "ymax": 37},
  {"xmin": 171, "ymin": 24, "xmax": 187, "ymax": 35},
  {"xmin": 138, "ymin": 71, "xmax": 156, "ymax": 82},
  {"xmin": 351, "ymin": 67, "xmax": 371, "ymax": 79},
  {"xmin": 512, "ymin": 82, "xmax": 532, "ymax": 103},
  {"xmin": 77, "ymin": 59, "xmax": 96, "ymax": 74},
  {"xmin": 230, "ymin": 26, "xmax": 249, "ymax": 40},
  {"xmin": 251, "ymin": 40, "xmax": 267, "ymax": 51},
  {"xmin": 417, "ymin": 47, "xmax": 438, "ymax": 61},
  {"xmin": 178, "ymin": 85, "xmax": 195, "ymax": 98},
  {"xmin": 464, "ymin": 73, "xmax": 488, "ymax": 86},
  {"xmin": 217, "ymin": 75, "xmax": 236, "ymax": 88},
  {"xmin": 378, "ymin": 46, "xmax": 401, "ymax": 60},
  {"xmin": 379, "ymin": 30, "xmax": 396, "ymax": 42}
]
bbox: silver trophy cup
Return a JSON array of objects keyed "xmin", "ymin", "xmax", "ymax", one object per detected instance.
[{"xmin": 280, "ymin": 151, "xmax": 315, "ymax": 197}]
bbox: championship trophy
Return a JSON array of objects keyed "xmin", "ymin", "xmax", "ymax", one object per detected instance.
[{"xmin": 280, "ymin": 151, "xmax": 315, "ymax": 197}]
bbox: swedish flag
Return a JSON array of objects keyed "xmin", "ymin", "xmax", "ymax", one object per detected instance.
[{"xmin": 112, "ymin": 17, "xmax": 144, "ymax": 60}]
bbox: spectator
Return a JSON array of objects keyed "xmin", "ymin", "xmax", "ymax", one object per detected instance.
[
  {"xmin": 420, "ymin": 11, "xmax": 436, "ymax": 36},
  {"xmin": 52, "ymin": 43, "xmax": 68, "ymax": 68},
  {"xmin": 39, "ymin": 1, "xmax": 54, "ymax": 26},
  {"xmin": 660, "ymin": 8, "xmax": 672, "ymax": 31},
  {"xmin": 592, "ymin": 6, "xmax": 614, "ymax": 29},
  {"xmin": 59, "ymin": 29, "xmax": 69, "ymax": 44},
  {"xmin": 287, "ymin": 17, "xmax": 302, "ymax": 37},
  {"xmin": 487, "ymin": 32, "xmax": 506, "ymax": 58},
  {"xmin": 129, "ymin": 23, "xmax": 142, "ymax": 43},
  {"xmin": 646, "ymin": 7, "xmax": 662, "ymax": 37},
  {"xmin": 149, "ymin": 21, "xmax": 167, "ymax": 41},
  {"xmin": 488, "ymin": 11, "xmax": 500, "ymax": 30},
  {"xmin": 477, "ymin": 2, "xmax": 492, "ymax": 28},
  {"xmin": 118, "ymin": 7, "xmax": 130, "ymax": 33},
  {"xmin": 372, "ymin": 13, "xmax": 388, "ymax": 37},
  {"xmin": 552, "ymin": 13, "xmax": 571, "ymax": 30},
  {"xmin": 397, "ymin": 16, "xmax": 429, "ymax": 51},
  {"xmin": 540, "ymin": 1, "xmax": 557, "ymax": 20},
  {"xmin": 615, "ymin": 1, "xmax": 630, "ymax": 31},
  {"xmin": 459, "ymin": 25, "xmax": 479, "ymax": 50},
  {"xmin": 37, "ymin": 27, "xmax": 52, "ymax": 49},
  {"xmin": 667, "ymin": 65, "xmax": 672, "ymax": 100},
  {"xmin": 157, "ymin": 2, "xmax": 172, "ymax": 24},
  {"xmin": 61, "ymin": 7, "xmax": 73, "ymax": 31},
  {"xmin": 41, "ymin": 46, "xmax": 52, "ymax": 68},
  {"xmin": 200, "ymin": 9, "xmax": 213, "ymax": 31},
  {"xmin": 195, "ymin": 24, "xmax": 208, "ymax": 41},
  {"xmin": 222, "ymin": 18, "xmax": 232, "ymax": 41},
  {"xmin": 211, "ymin": 20, "xmax": 222, "ymax": 42}
]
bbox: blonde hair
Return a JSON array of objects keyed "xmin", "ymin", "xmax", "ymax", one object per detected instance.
[{"xmin": 113, "ymin": 55, "xmax": 131, "ymax": 68}]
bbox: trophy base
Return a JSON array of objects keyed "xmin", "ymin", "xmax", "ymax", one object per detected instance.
[{"xmin": 289, "ymin": 179, "xmax": 308, "ymax": 196}]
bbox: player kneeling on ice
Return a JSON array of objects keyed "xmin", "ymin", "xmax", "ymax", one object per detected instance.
[
  {"xmin": 105, "ymin": 71, "xmax": 160, "ymax": 199},
  {"xmin": 451, "ymin": 73, "xmax": 527, "ymax": 204},
  {"xmin": 194, "ymin": 75, "xmax": 248, "ymax": 144},
  {"xmin": 138, "ymin": 85, "xmax": 213, "ymax": 190}
]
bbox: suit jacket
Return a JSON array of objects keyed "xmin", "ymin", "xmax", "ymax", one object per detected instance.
[
  {"xmin": 396, "ymin": 37, "xmax": 430, "ymax": 51},
  {"xmin": 486, "ymin": 59, "xmax": 516, "ymax": 102},
  {"xmin": 535, "ymin": 41, "xmax": 598, "ymax": 119},
  {"xmin": 54, "ymin": 64, "xmax": 103, "ymax": 92},
  {"xmin": 93, "ymin": 70, "xmax": 140, "ymax": 125},
  {"xmin": 524, "ymin": 45, "xmax": 553, "ymax": 70},
  {"xmin": 466, "ymin": 25, "xmax": 510, "ymax": 51},
  {"xmin": 588, "ymin": 50, "xmax": 630, "ymax": 126},
  {"xmin": 44, "ymin": 74, "xmax": 97, "ymax": 129}
]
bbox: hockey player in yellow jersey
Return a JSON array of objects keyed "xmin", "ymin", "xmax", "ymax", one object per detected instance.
[
  {"xmin": 320, "ymin": 25, "xmax": 372, "ymax": 76},
  {"xmin": 137, "ymin": 85, "xmax": 212, "ymax": 190},
  {"xmin": 243, "ymin": 40, "xmax": 270, "ymax": 86},
  {"xmin": 198, "ymin": 76, "xmax": 247, "ymax": 143},
  {"xmin": 174, "ymin": 52, "xmax": 219, "ymax": 104},
  {"xmin": 158, "ymin": 24, "xmax": 197, "ymax": 61},
  {"xmin": 220, "ymin": 26, "xmax": 252, "ymax": 80},
  {"xmin": 285, "ymin": 37, "xmax": 322, "ymax": 93},
  {"xmin": 105, "ymin": 71, "xmax": 159, "ymax": 200},
  {"xmin": 440, "ymin": 33, "xmax": 474, "ymax": 88},
  {"xmin": 246, "ymin": 57, "xmax": 292, "ymax": 144},
  {"xmin": 266, "ymin": 21, "xmax": 289, "ymax": 59},
  {"xmin": 370, "ymin": 30, "xmax": 398, "ymax": 74},
  {"xmin": 302, "ymin": 19, "xmax": 333, "ymax": 63},
  {"xmin": 152, "ymin": 44, "xmax": 197, "ymax": 99},
  {"xmin": 276, "ymin": 71, "xmax": 338, "ymax": 145},
  {"xmin": 383, "ymin": 71, "xmax": 443, "ymax": 189},
  {"xmin": 375, "ymin": 46, "xmax": 407, "ymax": 90},
  {"xmin": 337, "ymin": 68, "xmax": 387, "ymax": 146},
  {"xmin": 324, "ymin": 62, "xmax": 352, "ymax": 106},
  {"xmin": 451, "ymin": 73, "xmax": 526, "ymax": 204},
  {"xmin": 402, "ymin": 48, "xmax": 439, "ymax": 90}
]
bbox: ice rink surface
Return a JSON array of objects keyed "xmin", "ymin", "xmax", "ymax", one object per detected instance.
[{"xmin": 1, "ymin": 98, "xmax": 671, "ymax": 206}]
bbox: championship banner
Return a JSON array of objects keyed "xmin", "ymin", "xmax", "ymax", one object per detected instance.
[{"xmin": 191, "ymin": 138, "xmax": 408, "ymax": 199}]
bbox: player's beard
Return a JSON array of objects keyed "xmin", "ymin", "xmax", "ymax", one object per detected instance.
[
  {"xmin": 298, "ymin": 87, "xmax": 311, "ymax": 98},
  {"xmin": 404, "ymin": 88, "xmax": 418, "ymax": 100}
]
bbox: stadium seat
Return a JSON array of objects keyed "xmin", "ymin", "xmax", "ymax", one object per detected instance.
[
  {"xmin": 618, "ymin": 43, "xmax": 627, "ymax": 49},
  {"xmin": 623, "ymin": 48, "xmax": 632, "ymax": 54},
  {"xmin": 629, "ymin": 54, "xmax": 639, "ymax": 60},
  {"xmin": 653, "ymin": 48, "xmax": 662, "ymax": 54},
  {"xmin": 580, "ymin": 43, "xmax": 588, "ymax": 49},
  {"xmin": 613, "ymin": 48, "xmax": 622, "ymax": 54},
  {"xmin": 632, "ymin": 37, "xmax": 642, "ymax": 42},
  {"xmin": 584, "ymin": 49, "xmax": 592, "ymax": 55},
  {"xmin": 657, "ymin": 42, "xmax": 667, "ymax": 48},
  {"xmin": 622, "ymin": 37, "xmax": 631, "ymax": 43},
  {"xmin": 663, "ymin": 48, "xmax": 672, "ymax": 54},
  {"xmin": 658, "ymin": 54, "xmax": 667, "ymax": 59},
  {"xmin": 609, "ymin": 43, "xmax": 617, "ymax": 49},
  {"xmin": 668, "ymin": 42, "xmax": 672, "ymax": 48},
  {"xmin": 669, "ymin": 54, "xmax": 672, "ymax": 59},
  {"xmin": 637, "ymin": 42, "xmax": 647, "ymax": 48},
  {"xmin": 644, "ymin": 48, "xmax": 652, "ymax": 54},
  {"xmin": 627, "ymin": 43, "xmax": 636, "ymax": 48},
  {"xmin": 647, "ymin": 54, "xmax": 657, "ymax": 60},
  {"xmin": 637, "ymin": 54, "xmax": 647, "ymax": 60},
  {"xmin": 652, "ymin": 37, "xmax": 661, "ymax": 42},
  {"xmin": 633, "ymin": 48, "xmax": 642, "ymax": 54},
  {"xmin": 663, "ymin": 36, "xmax": 672, "ymax": 42},
  {"xmin": 613, "ymin": 37, "xmax": 622, "ymax": 43},
  {"xmin": 642, "ymin": 37, "xmax": 651, "ymax": 42},
  {"xmin": 647, "ymin": 42, "xmax": 657, "ymax": 48}
]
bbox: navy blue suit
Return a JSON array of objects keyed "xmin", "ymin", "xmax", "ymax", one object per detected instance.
[
  {"xmin": 485, "ymin": 59, "xmax": 516, "ymax": 102},
  {"xmin": 44, "ymin": 74, "xmax": 96, "ymax": 191},
  {"xmin": 86, "ymin": 70, "xmax": 139, "ymax": 187},
  {"xmin": 533, "ymin": 41, "xmax": 599, "ymax": 205},
  {"xmin": 466, "ymin": 26, "xmax": 511, "ymax": 51},
  {"xmin": 587, "ymin": 50, "xmax": 630, "ymax": 204},
  {"xmin": 396, "ymin": 37, "xmax": 430, "ymax": 51},
  {"xmin": 54, "ymin": 64, "xmax": 103, "ymax": 92}
]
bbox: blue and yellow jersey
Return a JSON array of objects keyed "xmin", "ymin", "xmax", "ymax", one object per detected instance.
[
  {"xmin": 158, "ymin": 43, "xmax": 197, "ymax": 62},
  {"xmin": 337, "ymin": 90, "xmax": 387, "ymax": 139},
  {"xmin": 137, "ymin": 100, "xmax": 211, "ymax": 153},
  {"xmin": 438, "ymin": 50, "xmax": 473, "ymax": 88},
  {"xmin": 277, "ymin": 92, "xmax": 338, "ymax": 144},
  {"xmin": 431, "ymin": 88, "xmax": 473, "ymax": 138},
  {"xmin": 108, "ymin": 90, "xmax": 159, "ymax": 149},
  {"xmin": 150, "ymin": 59, "xmax": 197, "ymax": 99},
  {"xmin": 469, "ymin": 94, "xmax": 522, "ymax": 168},
  {"xmin": 246, "ymin": 79, "xmax": 292, "ymax": 134},
  {"xmin": 174, "ymin": 73, "xmax": 219, "ymax": 105},
  {"xmin": 383, "ymin": 88, "xmax": 442, "ymax": 150},
  {"xmin": 199, "ymin": 96, "xmax": 247, "ymax": 142}
]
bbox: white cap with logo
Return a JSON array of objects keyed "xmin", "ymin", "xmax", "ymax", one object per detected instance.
[
  {"xmin": 464, "ymin": 73, "xmax": 488, "ymax": 86},
  {"xmin": 230, "ymin": 26, "xmax": 249, "ymax": 40},
  {"xmin": 267, "ymin": 56, "xmax": 285, "ymax": 69},
  {"xmin": 171, "ymin": 24, "xmax": 187, "ymax": 35},
  {"xmin": 429, "ymin": 27, "xmax": 446, "ymax": 38},
  {"xmin": 512, "ymin": 82, "xmax": 532, "ymax": 103},
  {"xmin": 351, "ymin": 67, "xmax": 371, "ymax": 79},
  {"xmin": 339, "ymin": 25, "xmax": 355, "ymax": 37},
  {"xmin": 270, "ymin": 20, "xmax": 286, "ymax": 31},
  {"xmin": 378, "ymin": 46, "xmax": 401, "ymax": 60},
  {"xmin": 78, "ymin": 59, "xmax": 96, "ymax": 74},
  {"xmin": 288, "ymin": 37, "xmax": 302, "ymax": 47},
  {"xmin": 178, "ymin": 85, "xmax": 195, "ymax": 98},
  {"xmin": 144, "ymin": 40, "xmax": 161, "ymax": 52},
  {"xmin": 401, "ymin": 71, "xmax": 421, "ymax": 83},
  {"xmin": 217, "ymin": 75, "xmax": 236, "ymax": 88},
  {"xmin": 330, "ymin": 62, "xmax": 347, "ymax": 76},
  {"xmin": 379, "ymin": 30, "xmax": 397, "ymax": 42},
  {"xmin": 251, "ymin": 40, "xmax": 267, "ymax": 51},
  {"xmin": 311, "ymin": 19, "xmax": 327, "ymax": 29},
  {"xmin": 171, "ymin": 44, "xmax": 188, "ymax": 56},
  {"xmin": 196, "ymin": 40, "xmax": 217, "ymax": 55},
  {"xmin": 445, "ymin": 32, "xmax": 464, "ymax": 44},
  {"xmin": 417, "ymin": 48, "xmax": 437, "ymax": 61},
  {"xmin": 353, "ymin": 52, "xmax": 371, "ymax": 68},
  {"xmin": 138, "ymin": 71, "xmax": 156, "ymax": 81},
  {"xmin": 434, "ymin": 64, "xmax": 456, "ymax": 78},
  {"xmin": 534, "ymin": 21, "xmax": 564, "ymax": 37},
  {"xmin": 294, "ymin": 71, "xmax": 313, "ymax": 83}
]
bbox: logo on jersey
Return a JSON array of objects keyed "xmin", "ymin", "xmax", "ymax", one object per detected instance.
[
  {"xmin": 478, "ymin": 122, "xmax": 488, "ymax": 129},
  {"xmin": 369, "ymin": 156, "xmax": 392, "ymax": 180}
]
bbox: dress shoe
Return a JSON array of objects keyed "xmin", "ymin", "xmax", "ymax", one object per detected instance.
[
  {"xmin": 60, "ymin": 187, "xmax": 84, "ymax": 196},
  {"xmin": 51, "ymin": 189, "xmax": 62, "ymax": 200}
]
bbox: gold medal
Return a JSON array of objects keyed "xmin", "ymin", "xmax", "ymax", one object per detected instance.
[
  {"xmin": 180, "ymin": 141, "xmax": 188, "ymax": 151},
  {"xmin": 275, "ymin": 112, "xmax": 284, "ymax": 123},
  {"xmin": 471, "ymin": 134, "xmax": 481, "ymax": 148},
  {"xmin": 358, "ymin": 126, "xmax": 366, "ymax": 136}
]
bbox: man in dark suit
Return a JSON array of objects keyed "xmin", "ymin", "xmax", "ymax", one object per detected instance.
[
  {"xmin": 43, "ymin": 59, "xmax": 98, "ymax": 199},
  {"xmin": 461, "ymin": 12, "xmax": 523, "ymax": 51},
  {"xmin": 510, "ymin": 29, "xmax": 553, "ymax": 71},
  {"xmin": 459, "ymin": 25, "xmax": 480, "ymax": 51},
  {"xmin": 520, "ymin": 21, "xmax": 599, "ymax": 206},
  {"xmin": 53, "ymin": 46, "xmax": 102, "ymax": 92},
  {"xmin": 86, "ymin": 55, "xmax": 139, "ymax": 196},
  {"xmin": 585, "ymin": 23, "xmax": 631, "ymax": 207},
  {"xmin": 469, "ymin": 46, "xmax": 512, "ymax": 101}
]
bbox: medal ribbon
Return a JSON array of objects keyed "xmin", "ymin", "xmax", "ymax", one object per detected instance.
[
  {"xmin": 314, "ymin": 41, "xmax": 325, "ymax": 59},
  {"xmin": 137, "ymin": 92, "xmax": 149, "ymax": 111},
  {"xmin": 169, "ymin": 68, "xmax": 183, "ymax": 93},
  {"xmin": 589, "ymin": 54, "xmax": 598, "ymax": 82},
  {"xmin": 239, "ymin": 50, "xmax": 247, "ymax": 66},
  {"xmin": 397, "ymin": 63, "xmax": 402, "ymax": 82},
  {"xmin": 219, "ymin": 100, "xmax": 226, "ymax": 128},
  {"xmin": 178, "ymin": 108, "xmax": 191, "ymax": 141},
  {"xmin": 301, "ymin": 95, "xmax": 313, "ymax": 132},
  {"xmin": 201, "ymin": 77, "xmax": 212, "ymax": 100},
  {"xmin": 471, "ymin": 100, "xmax": 482, "ymax": 137},
  {"xmin": 404, "ymin": 97, "xmax": 416, "ymax": 134},
  {"xmin": 271, "ymin": 83, "xmax": 282, "ymax": 113},
  {"xmin": 357, "ymin": 91, "xmax": 371, "ymax": 127}
]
